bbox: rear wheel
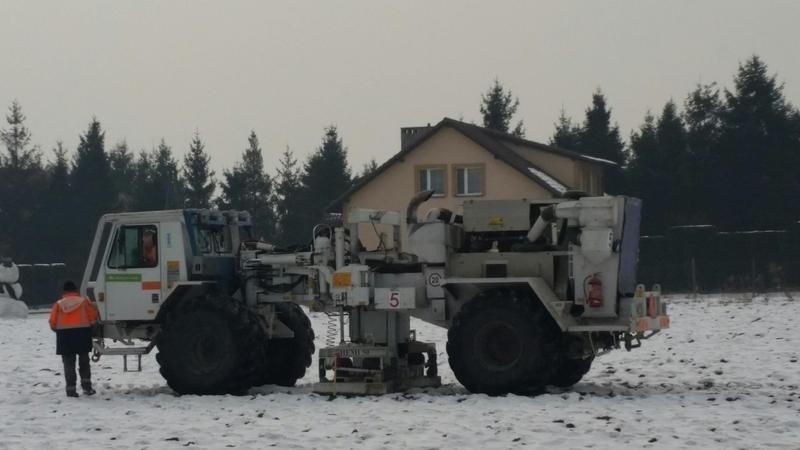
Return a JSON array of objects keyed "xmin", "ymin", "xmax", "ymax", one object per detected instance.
[
  {"xmin": 548, "ymin": 356, "xmax": 594, "ymax": 388},
  {"xmin": 259, "ymin": 303, "xmax": 315, "ymax": 387},
  {"xmin": 156, "ymin": 295, "xmax": 267, "ymax": 395},
  {"xmin": 446, "ymin": 290, "xmax": 560, "ymax": 395},
  {"xmin": 547, "ymin": 334, "xmax": 594, "ymax": 388}
]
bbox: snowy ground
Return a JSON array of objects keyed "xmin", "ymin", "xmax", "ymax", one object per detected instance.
[{"xmin": 1, "ymin": 294, "xmax": 799, "ymax": 450}]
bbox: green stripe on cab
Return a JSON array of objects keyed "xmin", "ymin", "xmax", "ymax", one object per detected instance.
[{"xmin": 106, "ymin": 273, "xmax": 143, "ymax": 282}]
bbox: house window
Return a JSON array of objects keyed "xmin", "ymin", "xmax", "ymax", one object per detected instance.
[
  {"xmin": 455, "ymin": 165, "xmax": 484, "ymax": 196},
  {"xmin": 418, "ymin": 166, "xmax": 445, "ymax": 196}
]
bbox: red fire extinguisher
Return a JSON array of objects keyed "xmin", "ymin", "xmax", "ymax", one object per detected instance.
[{"xmin": 587, "ymin": 274, "xmax": 603, "ymax": 308}]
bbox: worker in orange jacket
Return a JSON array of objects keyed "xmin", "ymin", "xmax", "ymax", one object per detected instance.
[{"xmin": 49, "ymin": 281, "xmax": 98, "ymax": 397}]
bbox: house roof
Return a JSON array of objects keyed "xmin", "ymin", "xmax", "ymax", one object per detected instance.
[{"xmin": 327, "ymin": 117, "xmax": 619, "ymax": 212}]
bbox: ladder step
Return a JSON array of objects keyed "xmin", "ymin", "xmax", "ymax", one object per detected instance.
[
  {"xmin": 99, "ymin": 347, "xmax": 150, "ymax": 356},
  {"xmin": 123, "ymin": 354, "xmax": 143, "ymax": 372}
]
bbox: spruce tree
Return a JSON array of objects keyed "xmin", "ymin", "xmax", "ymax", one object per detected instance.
[
  {"xmin": 151, "ymin": 140, "xmax": 184, "ymax": 209},
  {"xmin": 629, "ymin": 102, "xmax": 692, "ymax": 233},
  {"xmin": 0, "ymin": 103, "xmax": 45, "ymax": 262},
  {"xmin": 39, "ymin": 142, "xmax": 73, "ymax": 259},
  {"xmin": 0, "ymin": 100, "xmax": 40, "ymax": 170},
  {"xmin": 549, "ymin": 108, "xmax": 582, "ymax": 150},
  {"xmin": 628, "ymin": 113, "xmax": 661, "ymax": 232},
  {"xmin": 716, "ymin": 56, "xmax": 800, "ymax": 230},
  {"xmin": 578, "ymin": 90, "xmax": 627, "ymax": 193},
  {"xmin": 683, "ymin": 83, "xmax": 723, "ymax": 223},
  {"xmin": 132, "ymin": 150, "xmax": 157, "ymax": 211},
  {"xmin": 480, "ymin": 79, "xmax": 525, "ymax": 137},
  {"xmin": 275, "ymin": 147, "xmax": 305, "ymax": 247},
  {"xmin": 68, "ymin": 118, "xmax": 115, "ymax": 279},
  {"xmin": 109, "ymin": 141, "xmax": 135, "ymax": 211},
  {"xmin": 579, "ymin": 90, "xmax": 626, "ymax": 164},
  {"xmin": 301, "ymin": 125, "xmax": 352, "ymax": 213},
  {"xmin": 183, "ymin": 131, "xmax": 216, "ymax": 208},
  {"xmin": 355, "ymin": 158, "xmax": 379, "ymax": 183},
  {"xmin": 71, "ymin": 119, "xmax": 115, "ymax": 224},
  {"xmin": 219, "ymin": 131, "xmax": 275, "ymax": 240}
]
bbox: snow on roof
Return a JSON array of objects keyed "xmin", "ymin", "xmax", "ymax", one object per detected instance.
[
  {"xmin": 579, "ymin": 154, "xmax": 617, "ymax": 165},
  {"xmin": 528, "ymin": 167, "xmax": 567, "ymax": 194}
]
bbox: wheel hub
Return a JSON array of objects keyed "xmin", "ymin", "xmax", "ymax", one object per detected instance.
[{"xmin": 475, "ymin": 321, "xmax": 522, "ymax": 370}]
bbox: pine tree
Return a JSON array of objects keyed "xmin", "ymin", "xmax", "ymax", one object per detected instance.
[
  {"xmin": 549, "ymin": 108, "xmax": 582, "ymax": 150},
  {"xmin": 183, "ymin": 131, "xmax": 216, "ymax": 208},
  {"xmin": 39, "ymin": 142, "xmax": 73, "ymax": 259},
  {"xmin": 355, "ymin": 158, "xmax": 379, "ymax": 182},
  {"xmin": 0, "ymin": 103, "xmax": 45, "ymax": 262},
  {"xmin": 152, "ymin": 140, "xmax": 184, "ymax": 209},
  {"xmin": 683, "ymin": 83, "xmax": 723, "ymax": 223},
  {"xmin": 109, "ymin": 141, "xmax": 136, "ymax": 211},
  {"xmin": 275, "ymin": 147, "xmax": 305, "ymax": 246},
  {"xmin": 579, "ymin": 90, "xmax": 627, "ymax": 164},
  {"xmin": 219, "ymin": 131, "xmax": 275, "ymax": 240},
  {"xmin": 716, "ymin": 55, "xmax": 800, "ymax": 230},
  {"xmin": 68, "ymin": 118, "xmax": 115, "ymax": 279},
  {"xmin": 629, "ymin": 102, "xmax": 692, "ymax": 233},
  {"xmin": 132, "ymin": 150, "xmax": 157, "ymax": 211},
  {"xmin": 479, "ymin": 79, "xmax": 525, "ymax": 137},
  {"xmin": 294, "ymin": 126, "xmax": 353, "ymax": 242},
  {"xmin": 0, "ymin": 100, "xmax": 40, "ymax": 170},
  {"xmin": 71, "ymin": 118, "xmax": 115, "ymax": 222},
  {"xmin": 301, "ymin": 125, "xmax": 352, "ymax": 211},
  {"xmin": 578, "ymin": 90, "xmax": 627, "ymax": 193},
  {"xmin": 628, "ymin": 112, "xmax": 660, "ymax": 231}
]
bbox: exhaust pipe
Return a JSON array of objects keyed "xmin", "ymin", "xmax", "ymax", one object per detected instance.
[
  {"xmin": 406, "ymin": 190, "xmax": 435, "ymax": 224},
  {"xmin": 526, "ymin": 205, "xmax": 557, "ymax": 242}
]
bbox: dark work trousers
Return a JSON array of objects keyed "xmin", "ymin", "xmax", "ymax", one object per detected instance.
[{"xmin": 61, "ymin": 353, "xmax": 91, "ymax": 389}]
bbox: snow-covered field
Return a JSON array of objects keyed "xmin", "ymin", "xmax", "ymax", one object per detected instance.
[{"xmin": 1, "ymin": 294, "xmax": 799, "ymax": 449}]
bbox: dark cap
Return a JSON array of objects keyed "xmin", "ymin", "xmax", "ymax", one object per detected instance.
[{"xmin": 63, "ymin": 281, "xmax": 78, "ymax": 292}]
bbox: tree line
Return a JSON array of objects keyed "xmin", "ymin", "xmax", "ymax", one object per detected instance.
[
  {"xmin": 1, "ymin": 54, "xmax": 798, "ymax": 282},
  {"xmin": 482, "ymin": 55, "xmax": 800, "ymax": 235},
  {"xmin": 0, "ymin": 113, "xmax": 356, "ymax": 280}
]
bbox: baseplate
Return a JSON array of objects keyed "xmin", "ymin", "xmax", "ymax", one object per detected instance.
[{"xmin": 311, "ymin": 375, "xmax": 441, "ymax": 395}]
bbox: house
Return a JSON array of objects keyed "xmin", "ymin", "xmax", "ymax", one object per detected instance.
[{"xmin": 330, "ymin": 117, "xmax": 617, "ymax": 249}]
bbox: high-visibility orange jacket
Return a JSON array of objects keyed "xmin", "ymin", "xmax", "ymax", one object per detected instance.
[{"xmin": 49, "ymin": 291, "xmax": 98, "ymax": 330}]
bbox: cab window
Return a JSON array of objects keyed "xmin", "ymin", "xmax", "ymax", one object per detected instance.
[
  {"xmin": 107, "ymin": 225, "xmax": 158, "ymax": 268},
  {"xmin": 192, "ymin": 225, "xmax": 232, "ymax": 254}
]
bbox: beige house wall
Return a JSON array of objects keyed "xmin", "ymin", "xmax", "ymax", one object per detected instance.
[{"xmin": 343, "ymin": 127, "xmax": 554, "ymax": 250}]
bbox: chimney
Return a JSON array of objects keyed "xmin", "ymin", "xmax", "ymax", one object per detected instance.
[{"xmin": 400, "ymin": 125, "xmax": 432, "ymax": 151}]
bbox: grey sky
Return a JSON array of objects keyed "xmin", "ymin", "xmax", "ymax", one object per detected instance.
[{"xmin": 2, "ymin": 1, "xmax": 799, "ymax": 175}]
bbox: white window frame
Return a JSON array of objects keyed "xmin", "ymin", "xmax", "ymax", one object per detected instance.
[
  {"xmin": 454, "ymin": 165, "xmax": 484, "ymax": 197},
  {"xmin": 418, "ymin": 166, "xmax": 446, "ymax": 197}
]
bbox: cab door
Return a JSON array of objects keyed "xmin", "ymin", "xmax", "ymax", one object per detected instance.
[{"xmin": 104, "ymin": 223, "xmax": 163, "ymax": 321}]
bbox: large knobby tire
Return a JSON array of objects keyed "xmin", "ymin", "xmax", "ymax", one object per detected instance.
[
  {"xmin": 548, "ymin": 356, "xmax": 594, "ymax": 388},
  {"xmin": 156, "ymin": 295, "xmax": 267, "ymax": 395},
  {"xmin": 258, "ymin": 303, "xmax": 315, "ymax": 387},
  {"xmin": 447, "ymin": 290, "xmax": 560, "ymax": 395},
  {"xmin": 547, "ymin": 334, "xmax": 594, "ymax": 388}
]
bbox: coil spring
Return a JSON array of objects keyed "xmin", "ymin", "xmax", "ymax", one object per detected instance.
[
  {"xmin": 325, "ymin": 310, "xmax": 349, "ymax": 346},
  {"xmin": 325, "ymin": 313, "xmax": 338, "ymax": 347}
]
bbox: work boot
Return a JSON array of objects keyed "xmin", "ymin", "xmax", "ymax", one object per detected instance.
[
  {"xmin": 81, "ymin": 380, "xmax": 96, "ymax": 396},
  {"xmin": 66, "ymin": 387, "xmax": 79, "ymax": 398}
]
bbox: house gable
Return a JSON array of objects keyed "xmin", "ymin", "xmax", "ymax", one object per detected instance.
[{"xmin": 344, "ymin": 126, "xmax": 550, "ymax": 213}]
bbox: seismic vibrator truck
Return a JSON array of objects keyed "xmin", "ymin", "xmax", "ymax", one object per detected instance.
[{"xmin": 81, "ymin": 191, "xmax": 668, "ymax": 395}]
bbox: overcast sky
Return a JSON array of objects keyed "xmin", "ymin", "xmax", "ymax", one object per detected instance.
[{"xmin": 2, "ymin": 1, "xmax": 799, "ymax": 175}]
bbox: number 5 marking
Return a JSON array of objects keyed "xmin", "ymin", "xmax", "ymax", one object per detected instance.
[{"xmin": 389, "ymin": 290, "xmax": 400, "ymax": 308}]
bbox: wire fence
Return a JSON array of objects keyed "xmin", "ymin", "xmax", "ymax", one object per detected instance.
[{"xmin": 639, "ymin": 225, "xmax": 800, "ymax": 293}]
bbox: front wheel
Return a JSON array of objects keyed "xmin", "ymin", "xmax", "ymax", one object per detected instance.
[{"xmin": 156, "ymin": 295, "xmax": 267, "ymax": 395}]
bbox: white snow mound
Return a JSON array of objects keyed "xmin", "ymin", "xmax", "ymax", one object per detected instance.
[{"xmin": 0, "ymin": 297, "xmax": 29, "ymax": 319}]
